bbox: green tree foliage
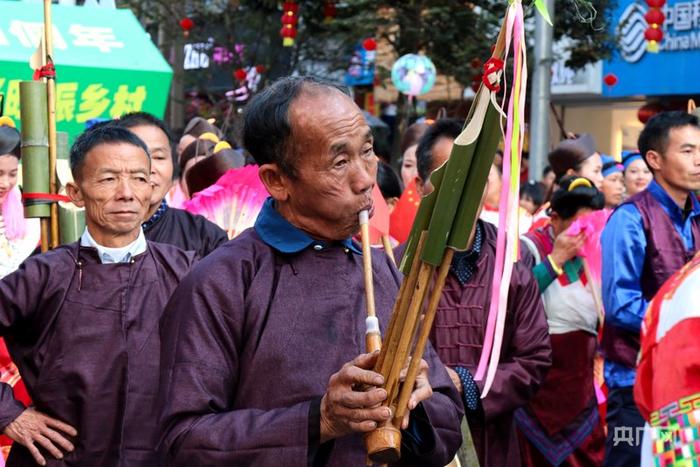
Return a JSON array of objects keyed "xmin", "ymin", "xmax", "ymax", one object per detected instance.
[{"xmin": 299, "ymin": 0, "xmax": 616, "ymax": 87}]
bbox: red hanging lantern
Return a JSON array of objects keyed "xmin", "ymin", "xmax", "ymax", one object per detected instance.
[
  {"xmin": 638, "ymin": 103, "xmax": 662, "ymax": 124},
  {"xmin": 644, "ymin": 27, "xmax": 663, "ymax": 42},
  {"xmin": 362, "ymin": 37, "xmax": 377, "ymax": 51},
  {"xmin": 323, "ymin": 1, "xmax": 337, "ymax": 21},
  {"xmin": 470, "ymin": 57, "xmax": 483, "ymax": 69},
  {"xmin": 644, "ymin": 9, "xmax": 665, "ymax": 25},
  {"xmin": 280, "ymin": 26, "xmax": 298, "ymax": 39},
  {"xmin": 644, "ymin": 0, "xmax": 666, "ymax": 52},
  {"xmin": 283, "ymin": 1, "xmax": 299, "ymax": 14},
  {"xmin": 179, "ymin": 17, "xmax": 194, "ymax": 37},
  {"xmin": 281, "ymin": 13, "xmax": 298, "ymax": 25},
  {"xmin": 603, "ymin": 73, "xmax": 618, "ymax": 87},
  {"xmin": 255, "ymin": 64, "xmax": 266, "ymax": 74},
  {"xmin": 234, "ymin": 68, "xmax": 247, "ymax": 81},
  {"xmin": 281, "ymin": 2, "xmax": 299, "ymax": 47}
]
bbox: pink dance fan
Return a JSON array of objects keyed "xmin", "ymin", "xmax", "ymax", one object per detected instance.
[{"xmin": 184, "ymin": 165, "xmax": 267, "ymax": 239}]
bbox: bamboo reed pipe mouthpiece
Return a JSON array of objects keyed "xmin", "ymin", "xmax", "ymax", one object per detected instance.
[
  {"xmin": 359, "ymin": 209, "xmax": 370, "ymax": 226},
  {"xmin": 365, "ymin": 315, "xmax": 381, "ymax": 355}
]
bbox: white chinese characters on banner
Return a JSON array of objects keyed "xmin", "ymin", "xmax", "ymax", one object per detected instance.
[
  {"xmin": 7, "ymin": 21, "xmax": 68, "ymax": 50},
  {"xmin": 0, "ymin": 21, "xmax": 124, "ymax": 54},
  {"xmin": 69, "ymin": 24, "xmax": 124, "ymax": 53}
]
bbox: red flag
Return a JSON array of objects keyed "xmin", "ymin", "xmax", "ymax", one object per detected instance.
[{"xmin": 389, "ymin": 180, "xmax": 421, "ymax": 244}]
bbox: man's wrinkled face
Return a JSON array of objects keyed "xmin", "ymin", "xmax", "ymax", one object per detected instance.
[
  {"xmin": 649, "ymin": 125, "xmax": 700, "ymax": 195},
  {"xmin": 69, "ymin": 143, "xmax": 152, "ymax": 240},
  {"xmin": 280, "ymin": 89, "xmax": 377, "ymax": 240},
  {"xmin": 128, "ymin": 124, "xmax": 173, "ymax": 208}
]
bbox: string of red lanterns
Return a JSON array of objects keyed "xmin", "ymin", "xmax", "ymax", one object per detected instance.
[
  {"xmin": 644, "ymin": 0, "xmax": 666, "ymax": 53},
  {"xmin": 280, "ymin": 1, "xmax": 299, "ymax": 47}
]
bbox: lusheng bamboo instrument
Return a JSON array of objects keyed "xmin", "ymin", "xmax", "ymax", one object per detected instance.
[{"xmin": 362, "ymin": 14, "xmax": 511, "ymax": 463}]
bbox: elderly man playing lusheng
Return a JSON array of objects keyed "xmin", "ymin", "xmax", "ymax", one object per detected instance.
[
  {"xmin": 158, "ymin": 76, "xmax": 463, "ymax": 466},
  {"xmin": 0, "ymin": 124, "xmax": 196, "ymax": 466}
]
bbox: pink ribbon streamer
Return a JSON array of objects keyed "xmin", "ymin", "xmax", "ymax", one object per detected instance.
[{"xmin": 475, "ymin": 3, "xmax": 527, "ymax": 398}]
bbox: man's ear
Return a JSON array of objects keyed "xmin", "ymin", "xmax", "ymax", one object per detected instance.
[
  {"xmin": 66, "ymin": 181, "xmax": 84, "ymax": 208},
  {"xmin": 645, "ymin": 150, "xmax": 662, "ymax": 172},
  {"xmin": 414, "ymin": 175, "xmax": 424, "ymax": 197},
  {"xmin": 258, "ymin": 164, "xmax": 290, "ymax": 202}
]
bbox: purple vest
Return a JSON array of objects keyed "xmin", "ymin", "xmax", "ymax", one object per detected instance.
[{"xmin": 602, "ymin": 190, "xmax": 700, "ymax": 368}]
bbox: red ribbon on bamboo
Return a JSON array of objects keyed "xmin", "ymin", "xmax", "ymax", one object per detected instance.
[{"xmin": 32, "ymin": 63, "xmax": 56, "ymax": 81}]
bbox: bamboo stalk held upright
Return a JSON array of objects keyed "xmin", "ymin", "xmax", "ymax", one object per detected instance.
[
  {"xmin": 362, "ymin": 5, "xmax": 519, "ymax": 462},
  {"xmin": 44, "ymin": 0, "xmax": 60, "ymax": 248}
]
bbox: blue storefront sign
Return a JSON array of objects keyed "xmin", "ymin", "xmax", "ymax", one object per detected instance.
[{"xmin": 603, "ymin": 0, "xmax": 700, "ymax": 97}]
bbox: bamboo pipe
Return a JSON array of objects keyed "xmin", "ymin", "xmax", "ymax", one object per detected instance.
[
  {"xmin": 392, "ymin": 248, "xmax": 454, "ymax": 426},
  {"xmin": 382, "ymin": 261, "xmax": 434, "ymax": 407},
  {"xmin": 40, "ymin": 219, "xmax": 49, "ymax": 252},
  {"xmin": 376, "ymin": 232, "xmax": 426, "ymax": 377},
  {"xmin": 19, "ymin": 81, "xmax": 50, "ymax": 251},
  {"xmin": 44, "ymin": 0, "xmax": 59, "ymax": 248},
  {"xmin": 360, "ymin": 210, "xmax": 381, "ymax": 353},
  {"xmin": 365, "ymin": 261, "xmax": 434, "ymax": 464},
  {"xmin": 381, "ymin": 235, "xmax": 396, "ymax": 265}
]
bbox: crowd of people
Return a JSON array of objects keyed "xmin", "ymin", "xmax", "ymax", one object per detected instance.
[{"xmin": 0, "ymin": 75, "xmax": 697, "ymax": 467}]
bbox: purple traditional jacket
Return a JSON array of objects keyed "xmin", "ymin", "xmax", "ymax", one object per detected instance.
[
  {"xmin": 159, "ymin": 226, "xmax": 463, "ymax": 466},
  {"xmin": 0, "ymin": 242, "xmax": 196, "ymax": 466},
  {"xmin": 404, "ymin": 222, "xmax": 552, "ymax": 467}
]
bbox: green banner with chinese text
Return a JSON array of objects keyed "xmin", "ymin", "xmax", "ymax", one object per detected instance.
[{"xmin": 0, "ymin": 0, "xmax": 172, "ymax": 140}]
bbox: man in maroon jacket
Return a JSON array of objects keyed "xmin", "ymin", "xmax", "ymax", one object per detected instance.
[
  {"xmin": 0, "ymin": 123, "xmax": 196, "ymax": 466},
  {"xmin": 158, "ymin": 77, "xmax": 463, "ymax": 466},
  {"xmin": 405, "ymin": 118, "xmax": 552, "ymax": 466}
]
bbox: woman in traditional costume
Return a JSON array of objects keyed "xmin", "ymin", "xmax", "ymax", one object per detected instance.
[{"xmin": 517, "ymin": 177, "xmax": 607, "ymax": 466}]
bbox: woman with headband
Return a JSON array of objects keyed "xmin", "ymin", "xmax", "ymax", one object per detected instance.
[
  {"xmin": 601, "ymin": 155, "xmax": 625, "ymax": 209},
  {"xmin": 517, "ymin": 177, "xmax": 607, "ymax": 467},
  {"xmin": 622, "ymin": 150, "xmax": 652, "ymax": 198}
]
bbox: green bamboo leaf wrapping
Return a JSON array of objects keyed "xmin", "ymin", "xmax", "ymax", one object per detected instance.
[
  {"xmin": 398, "ymin": 166, "xmax": 444, "ymax": 274},
  {"xmin": 447, "ymin": 104, "xmax": 502, "ymax": 250},
  {"xmin": 19, "ymin": 81, "xmax": 50, "ymax": 218},
  {"xmin": 419, "ymin": 140, "xmax": 477, "ymax": 266}
]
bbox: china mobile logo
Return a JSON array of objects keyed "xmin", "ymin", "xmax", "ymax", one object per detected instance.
[
  {"xmin": 618, "ymin": 1, "xmax": 700, "ymax": 63},
  {"xmin": 617, "ymin": 3, "xmax": 648, "ymax": 63}
]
